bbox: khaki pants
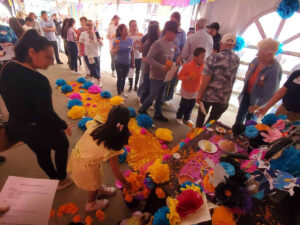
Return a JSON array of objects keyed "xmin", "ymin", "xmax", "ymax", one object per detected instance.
[{"xmin": 276, "ymin": 104, "xmax": 300, "ymax": 122}]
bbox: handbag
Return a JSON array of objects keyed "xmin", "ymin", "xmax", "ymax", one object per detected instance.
[{"xmin": 0, "ymin": 123, "xmax": 17, "ymax": 152}]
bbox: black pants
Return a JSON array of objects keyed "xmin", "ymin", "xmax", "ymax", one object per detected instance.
[
  {"xmin": 177, "ymin": 97, "xmax": 196, "ymax": 121},
  {"xmin": 196, "ymin": 101, "xmax": 229, "ymax": 128},
  {"xmin": 116, "ymin": 62, "xmax": 130, "ymax": 95},
  {"xmin": 129, "ymin": 58, "xmax": 142, "ymax": 88},
  {"xmin": 234, "ymin": 92, "xmax": 253, "ymax": 126},
  {"xmin": 50, "ymin": 41, "xmax": 62, "ymax": 64},
  {"xmin": 139, "ymin": 73, "xmax": 150, "ymax": 104},
  {"xmin": 7, "ymin": 123, "xmax": 69, "ymax": 180},
  {"xmin": 67, "ymin": 41, "xmax": 78, "ymax": 72},
  {"xmin": 84, "ymin": 56, "xmax": 100, "ymax": 79},
  {"xmin": 110, "ymin": 52, "xmax": 116, "ymax": 72}
]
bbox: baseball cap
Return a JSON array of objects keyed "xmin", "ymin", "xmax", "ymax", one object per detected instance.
[
  {"xmin": 221, "ymin": 33, "xmax": 236, "ymax": 45},
  {"xmin": 113, "ymin": 15, "xmax": 120, "ymax": 20},
  {"xmin": 207, "ymin": 22, "xmax": 220, "ymax": 31},
  {"xmin": 164, "ymin": 20, "xmax": 180, "ymax": 34}
]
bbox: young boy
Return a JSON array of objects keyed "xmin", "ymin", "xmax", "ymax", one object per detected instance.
[{"xmin": 176, "ymin": 47, "xmax": 206, "ymax": 125}]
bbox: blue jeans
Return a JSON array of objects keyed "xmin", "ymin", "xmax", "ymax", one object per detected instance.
[
  {"xmin": 139, "ymin": 73, "xmax": 150, "ymax": 104},
  {"xmin": 140, "ymin": 79, "xmax": 167, "ymax": 116},
  {"xmin": 234, "ymin": 92, "xmax": 254, "ymax": 125},
  {"xmin": 84, "ymin": 56, "xmax": 100, "ymax": 79}
]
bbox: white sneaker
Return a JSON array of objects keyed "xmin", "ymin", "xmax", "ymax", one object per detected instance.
[
  {"xmin": 184, "ymin": 120, "xmax": 194, "ymax": 126},
  {"xmin": 122, "ymin": 93, "xmax": 128, "ymax": 98},
  {"xmin": 177, "ymin": 119, "xmax": 184, "ymax": 125},
  {"xmin": 99, "ymin": 186, "xmax": 116, "ymax": 196},
  {"xmin": 85, "ymin": 199, "xmax": 109, "ymax": 212}
]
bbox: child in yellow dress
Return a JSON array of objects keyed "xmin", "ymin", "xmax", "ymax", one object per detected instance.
[{"xmin": 67, "ymin": 106, "xmax": 131, "ymax": 212}]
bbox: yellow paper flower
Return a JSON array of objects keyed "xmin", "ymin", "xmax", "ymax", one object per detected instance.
[
  {"xmin": 110, "ymin": 96, "xmax": 124, "ymax": 106},
  {"xmin": 147, "ymin": 159, "xmax": 170, "ymax": 184},
  {"xmin": 155, "ymin": 128, "xmax": 173, "ymax": 142},
  {"xmin": 180, "ymin": 183, "xmax": 202, "ymax": 193},
  {"xmin": 212, "ymin": 206, "xmax": 236, "ymax": 225},
  {"xmin": 155, "ymin": 187, "xmax": 166, "ymax": 199},
  {"xmin": 67, "ymin": 106, "xmax": 86, "ymax": 119},
  {"xmin": 167, "ymin": 197, "xmax": 181, "ymax": 225}
]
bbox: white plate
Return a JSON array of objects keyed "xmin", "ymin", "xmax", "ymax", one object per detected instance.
[
  {"xmin": 218, "ymin": 140, "xmax": 237, "ymax": 153},
  {"xmin": 198, "ymin": 140, "xmax": 217, "ymax": 154}
]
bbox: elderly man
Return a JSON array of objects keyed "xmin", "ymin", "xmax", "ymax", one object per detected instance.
[
  {"xmin": 196, "ymin": 33, "xmax": 240, "ymax": 127},
  {"xmin": 233, "ymin": 38, "xmax": 282, "ymax": 134},
  {"xmin": 180, "ymin": 18, "xmax": 213, "ymax": 63}
]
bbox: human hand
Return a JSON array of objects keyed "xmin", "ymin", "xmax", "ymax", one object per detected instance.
[
  {"xmin": 162, "ymin": 65, "xmax": 171, "ymax": 71},
  {"xmin": 248, "ymin": 105, "xmax": 259, "ymax": 113},
  {"xmin": 256, "ymin": 106, "xmax": 268, "ymax": 118},
  {"xmin": 64, "ymin": 126, "xmax": 72, "ymax": 136}
]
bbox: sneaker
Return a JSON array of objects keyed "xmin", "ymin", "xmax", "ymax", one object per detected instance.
[
  {"xmin": 0, "ymin": 156, "xmax": 6, "ymax": 166},
  {"xmin": 85, "ymin": 199, "xmax": 109, "ymax": 212},
  {"xmin": 128, "ymin": 87, "xmax": 132, "ymax": 92},
  {"xmin": 154, "ymin": 114, "xmax": 168, "ymax": 122},
  {"xmin": 99, "ymin": 186, "xmax": 116, "ymax": 196},
  {"xmin": 57, "ymin": 178, "xmax": 73, "ymax": 190},
  {"xmin": 112, "ymin": 71, "xmax": 116, "ymax": 77},
  {"xmin": 183, "ymin": 120, "xmax": 194, "ymax": 126},
  {"xmin": 122, "ymin": 93, "xmax": 128, "ymax": 98},
  {"xmin": 176, "ymin": 119, "xmax": 183, "ymax": 125}
]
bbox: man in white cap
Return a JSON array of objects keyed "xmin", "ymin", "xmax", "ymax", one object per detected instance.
[{"xmin": 196, "ymin": 33, "xmax": 240, "ymax": 127}]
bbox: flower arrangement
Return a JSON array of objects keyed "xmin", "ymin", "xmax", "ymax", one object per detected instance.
[
  {"xmin": 67, "ymin": 99, "xmax": 83, "ymax": 109},
  {"xmin": 110, "ymin": 96, "xmax": 124, "ymax": 105},
  {"xmin": 147, "ymin": 159, "xmax": 170, "ymax": 184},
  {"xmin": 68, "ymin": 106, "xmax": 86, "ymax": 119},
  {"xmin": 155, "ymin": 128, "xmax": 173, "ymax": 142},
  {"xmin": 88, "ymin": 85, "xmax": 102, "ymax": 94}
]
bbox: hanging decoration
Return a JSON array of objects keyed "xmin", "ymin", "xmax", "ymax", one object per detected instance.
[
  {"xmin": 233, "ymin": 36, "xmax": 246, "ymax": 51},
  {"xmin": 277, "ymin": 0, "xmax": 299, "ymax": 19},
  {"xmin": 161, "ymin": 0, "xmax": 202, "ymax": 7}
]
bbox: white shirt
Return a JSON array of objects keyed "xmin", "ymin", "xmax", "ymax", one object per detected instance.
[
  {"xmin": 23, "ymin": 24, "xmax": 32, "ymax": 31},
  {"xmin": 79, "ymin": 31, "xmax": 100, "ymax": 57},
  {"xmin": 129, "ymin": 32, "xmax": 142, "ymax": 59},
  {"xmin": 181, "ymin": 29, "xmax": 213, "ymax": 63},
  {"xmin": 107, "ymin": 24, "xmax": 118, "ymax": 50}
]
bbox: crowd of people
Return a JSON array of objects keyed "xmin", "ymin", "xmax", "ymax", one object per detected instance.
[{"xmin": 0, "ymin": 9, "xmax": 300, "ymax": 215}]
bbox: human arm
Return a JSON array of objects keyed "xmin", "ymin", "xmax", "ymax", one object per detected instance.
[
  {"xmin": 196, "ymin": 75, "xmax": 212, "ymax": 103},
  {"xmin": 256, "ymin": 86, "xmax": 287, "ymax": 117},
  {"xmin": 180, "ymin": 38, "xmax": 190, "ymax": 63},
  {"xmin": 78, "ymin": 32, "xmax": 85, "ymax": 56},
  {"xmin": 146, "ymin": 41, "xmax": 168, "ymax": 71},
  {"xmin": 109, "ymin": 156, "xmax": 131, "ymax": 190}
]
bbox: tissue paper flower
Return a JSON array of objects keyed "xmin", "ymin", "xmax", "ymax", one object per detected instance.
[
  {"xmin": 56, "ymin": 79, "xmax": 67, "ymax": 86},
  {"xmin": 153, "ymin": 206, "xmax": 170, "ymax": 225},
  {"xmin": 110, "ymin": 96, "xmax": 124, "ymax": 105},
  {"xmin": 212, "ymin": 206, "xmax": 236, "ymax": 225},
  {"xmin": 261, "ymin": 128, "xmax": 282, "ymax": 143},
  {"xmin": 67, "ymin": 99, "xmax": 83, "ymax": 109},
  {"xmin": 244, "ymin": 125, "xmax": 259, "ymax": 138},
  {"xmin": 203, "ymin": 170, "xmax": 215, "ymax": 193},
  {"xmin": 262, "ymin": 113, "xmax": 278, "ymax": 126},
  {"xmin": 165, "ymin": 60, "xmax": 172, "ymax": 67},
  {"xmin": 147, "ymin": 159, "xmax": 170, "ymax": 184},
  {"xmin": 180, "ymin": 181, "xmax": 203, "ymax": 193},
  {"xmin": 272, "ymin": 119, "xmax": 285, "ymax": 130},
  {"xmin": 61, "ymin": 84, "xmax": 73, "ymax": 93},
  {"xmin": 155, "ymin": 187, "xmax": 166, "ymax": 199},
  {"xmin": 77, "ymin": 77, "xmax": 86, "ymax": 83},
  {"xmin": 88, "ymin": 85, "xmax": 102, "ymax": 94},
  {"xmin": 96, "ymin": 209, "xmax": 106, "ymax": 221},
  {"xmin": 255, "ymin": 124, "xmax": 270, "ymax": 131},
  {"xmin": 167, "ymin": 197, "xmax": 181, "ymax": 225},
  {"xmin": 176, "ymin": 189, "xmax": 203, "ymax": 218},
  {"xmin": 136, "ymin": 114, "xmax": 153, "ymax": 129},
  {"xmin": 82, "ymin": 81, "xmax": 94, "ymax": 89},
  {"xmin": 155, "ymin": 128, "xmax": 173, "ymax": 142},
  {"xmin": 100, "ymin": 90, "xmax": 112, "ymax": 98},
  {"xmin": 78, "ymin": 117, "xmax": 93, "ymax": 130},
  {"xmin": 128, "ymin": 107, "xmax": 137, "ymax": 118},
  {"xmin": 73, "ymin": 215, "xmax": 81, "ymax": 223},
  {"xmin": 68, "ymin": 92, "xmax": 82, "ymax": 100},
  {"xmin": 219, "ymin": 162, "xmax": 235, "ymax": 176},
  {"xmin": 68, "ymin": 106, "xmax": 86, "ymax": 119},
  {"xmin": 85, "ymin": 215, "xmax": 94, "ymax": 225}
]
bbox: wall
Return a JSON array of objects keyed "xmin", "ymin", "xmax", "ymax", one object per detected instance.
[{"xmin": 204, "ymin": 0, "xmax": 281, "ymax": 35}]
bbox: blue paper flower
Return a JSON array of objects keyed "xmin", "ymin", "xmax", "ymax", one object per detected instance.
[
  {"xmin": 219, "ymin": 162, "xmax": 235, "ymax": 176},
  {"xmin": 262, "ymin": 113, "xmax": 278, "ymax": 126},
  {"xmin": 137, "ymin": 114, "xmax": 153, "ymax": 129},
  {"xmin": 77, "ymin": 77, "xmax": 86, "ymax": 83},
  {"xmin": 153, "ymin": 206, "xmax": 170, "ymax": 225},
  {"xmin": 100, "ymin": 91, "xmax": 112, "ymax": 98},
  {"xmin": 277, "ymin": 0, "xmax": 299, "ymax": 19},
  {"xmin": 78, "ymin": 117, "xmax": 93, "ymax": 130},
  {"xmin": 128, "ymin": 107, "xmax": 137, "ymax": 118},
  {"xmin": 234, "ymin": 36, "xmax": 246, "ymax": 51},
  {"xmin": 119, "ymin": 147, "xmax": 128, "ymax": 163},
  {"xmin": 61, "ymin": 84, "xmax": 73, "ymax": 93},
  {"xmin": 144, "ymin": 177, "xmax": 155, "ymax": 190},
  {"xmin": 67, "ymin": 99, "xmax": 83, "ymax": 109},
  {"xmin": 82, "ymin": 81, "xmax": 94, "ymax": 89},
  {"xmin": 56, "ymin": 79, "xmax": 67, "ymax": 86},
  {"xmin": 277, "ymin": 114, "xmax": 287, "ymax": 120},
  {"xmin": 293, "ymin": 121, "xmax": 300, "ymax": 125},
  {"xmin": 276, "ymin": 43, "xmax": 283, "ymax": 55},
  {"xmin": 179, "ymin": 142, "xmax": 185, "ymax": 149},
  {"xmin": 244, "ymin": 125, "xmax": 259, "ymax": 138}
]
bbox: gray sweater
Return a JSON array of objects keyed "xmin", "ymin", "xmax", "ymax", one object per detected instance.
[{"xmin": 146, "ymin": 38, "xmax": 174, "ymax": 80}]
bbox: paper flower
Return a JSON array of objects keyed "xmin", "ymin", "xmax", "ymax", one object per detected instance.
[
  {"xmin": 68, "ymin": 106, "xmax": 86, "ymax": 119},
  {"xmin": 179, "ymin": 142, "xmax": 185, "ymax": 149},
  {"xmin": 57, "ymin": 202, "xmax": 79, "ymax": 217},
  {"xmin": 100, "ymin": 90, "xmax": 112, "ymax": 98},
  {"xmin": 85, "ymin": 215, "xmax": 94, "ymax": 225},
  {"xmin": 78, "ymin": 117, "xmax": 93, "ymax": 130},
  {"xmin": 68, "ymin": 92, "xmax": 82, "ymax": 100},
  {"xmin": 96, "ymin": 209, "xmax": 106, "ymax": 221},
  {"xmin": 161, "ymin": 144, "xmax": 168, "ymax": 150},
  {"xmin": 272, "ymin": 119, "xmax": 285, "ymax": 130},
  {"xmin": 128, "ymin": 107, "xmax": 137, "ymax": 118},
  {"xmin": 244, "ymin": 125, "xmax": 259, "ymax": 138},
  {"xmin": 82, "ymin": 81, "xmax": 94, "ymax": 89},
  {"xmin": 219, "ymin": 162, "xmax": 235, "ymax": 176},
  {"xmin": 203, "ymin": 170, "xmax": 215, "ymax": 193},
  {"xmin": 73, "ymin": 215, "xmax": 81, "ymax": 223},
  {"xmin": 49, "ymin": 209, "xmax": 55, "ymax": 219},
  {"xmin": 245, "ymin": 120, "xmax": 257, "ymax": 126},
  {"xmin": 140, "ymin": 127, "xmax": 147, "ymax": 134},
  {"xmin": 277, "ymin": 0, "xmax": 299, "ymax": 19},
  {"xmin": 212, "ymin": 206, "xmax": 236, "ymax": 225},
  {"xmin": 115, "ymin": 39, "xmax": 120, "ymax": 44},
  {"xmin": 165, "ymin": 60, "xmax": 172, "ymax": 68},
  {"xmin": 125, "ymin": 193, "xmax": 133, "ymax": 202},
  {"xmin": 88, "ymin": 85, "xmax": 102, "ymax": 94},
  {"xmin": 119, "ymin": 147, "xmax": 128, "ymax": 163},
  {"xmin": 147, "ymin": 159, "xmax": 170, "ymax": 184},
  {"xmin": 61, "ymin": 84, "xmax": 73, "ymax": 93},
  {"xmin": 77, "ymin": 77, "xmax": 86, "ymax": 83},
  {"xmin": 176, "ymin": 189, "xmax": 203, "ymax": 218},
  {"xmin": 167, "ymin": 197, "xmax": 181, "ymax": 225},
  {"xmin": 261, "ymin": 128, "xmax": 282, "ymax": 143},
  {"xmin": 56, "ymin": 79, "xmax": 67, "ymax": 86},
  {"xmin": 277, "ymin": 114, "xmax": 287, "ymax": 120},
  {"xmin": 262, "ymin": 113, "xmax": 278, "ymax": 126},
  {"xmin": 137, "ymin": 114, "xmax": 153, "ymax": 129},
  {"xmin": 163, "ymin": 154, "xmax": 171, "ymax": 161},
  {"xmin": 67, "ymin": 99, "xmax": 83, "ymax": 109},
  {"xmin": 233, "ymin": 36, "xmax": 245, "ymax": 51},
  {"xmin": 184, "ymin": 138, "xmax": 191, "ymax": 144},
  {"xmin": 153, "ymin": 206, "xmax": 170, "ymax": 225},
  {"xmin": 180, "ymin": 181, "xmax": 203, "ymax": 193},
  {"xmin": 255, "ymin": 124, "xmax": 270, "ymax": 131},
  {"xmin": 110, "ymin": 96, "xmax": 124, "ymax": 106},
  {"xmin": 144, "ymin": 177, "xmax": 155, "ymax": 190},
  {"xmin": 155, "ymin": 187, "xmax": 166, "ymax": 199},
  {"xmin": 155, "ymin": 128, "xmax": 173, "ymax": 142}
]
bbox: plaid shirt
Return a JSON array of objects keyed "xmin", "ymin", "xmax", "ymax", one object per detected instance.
[{"xmin": 202, "ymin": 49, "xmax": 240, "ymax": 104}]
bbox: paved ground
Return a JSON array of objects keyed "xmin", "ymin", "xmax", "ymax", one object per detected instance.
[{"xmin": 0, "ymin": 53, "xmax": 237, "ymax": 225}]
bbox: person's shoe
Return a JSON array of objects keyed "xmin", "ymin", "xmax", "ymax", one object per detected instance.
[
  {"xmin": 154, "ymin": 114, "xmax": 168, "ymax": 122},
  {"xmin": 57, "ymin": 178, "xmax": 73, "ymax": 190},
  {"xmin": 99, "ymin": 81, "xmax": 103, "ymax": 88},
  {"xmin": 122, "ymin": 92, "xmax": 128, "ymax": 98},
  {"xmin": 57, "ymin": 61, "xmax": 63, "ymax": 64},
  {"xmin": 0, "ymin": 156, "xmax": 6, "ymax": 166},
  {"xmin": 99, "ymin": 186, "xmax": 116, "ymax": 196},
  {"xmin": 183, "ymin": 120, "xmax": 194, "ymax": 126},
  {"xmin": 176, "ymin": 119, "xmax": 183, "ymax": 125},
  {"xmin": 134, "ymin": 86, "xmax": 138, "ymax": 92},
  {"xmin": 112, "ymin": 71, "xmax": 116, "ymax": 77},
  {"xmin": 85, "ymin": 199, "xmax": 109, "ymax": 212},
  {"xmin": 164, "ymin": 101, "xmax": 171, "ymax": 106}
]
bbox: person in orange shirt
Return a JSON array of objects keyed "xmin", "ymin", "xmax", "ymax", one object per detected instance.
[{"xmin": 176, "ymin": 47, "xmax": 206, "ymax": 125}]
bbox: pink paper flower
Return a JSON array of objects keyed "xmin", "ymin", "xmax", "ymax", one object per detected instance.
[
  {"xmin": 159, "ymin": 140, "xmax": 165, "ymax": 144},
  {"xmin": 184, "ymin": 138, "xmax": 191, "ymax": 144},
  {"xmin": 93, "ymin": 104, "xmax": 97, "ymax": 108},
  {"xmin": 140, "ymin": 128, "xmax": 147, "ymax": 135},
  {"xmin": 161, "ymin": 144, "xmax": 168, "ymax": 150},
  {"xmin": 163, "ymin": 154, "xmax": 171, "ymax": 161},
  {"xmin": 272, "ymin": 119, "xmax": 285, "ymax": 131},
  {"xmin": 68, "ymin": 92, "xmax": 82, "ymax": 100},
  {"xmin": 88, "ymin": 85, "xmax": 102, "ymax": 94},
  {"xmin": 86, "ymin": 103, "xmax": 91, "ymax": 106},
  {"xmin": 125, "ymin": 146, "xmax": 131, "ymax": 152},
  {"xmin": 261, "ymin": 128, "xmax": 282, "ymax": 143},
  {"xmin": 176, "ymin": 190, "xmax": 203, "ymax": 218},
  {"xmin": 71, "ymin": 83, "xmax": 77, "ymax": 87}
]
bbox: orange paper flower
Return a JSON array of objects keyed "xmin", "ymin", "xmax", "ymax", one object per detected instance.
[
  {"xmin": 85, "ymin": 215, "xmax": 94, "ymax": 225},
  {"xmin": 49, "ymin": 209, "xmax": 55, "ymax": 219},
  {"xmin": 73, "ymin": 215, "xmax": 81, "ymax": 223},
  {"xmin": 155, "ymin": 187, "xmax": 166, "ymax": 199},
  {"xmin": 255, "ymin": 124, "xmax": 270, "ymax": 131},
  {"xmin": 96, "ymin": 209, "xmax": 106, "ymax": 221},
  {"xmin": 165, "ymin": 60, "xmax": 172, "ymax": 67},
  {"xmin": 115, "ymin": 39, "xmax": 120, "ymax": 44},
  {"xmin": 125, "ymin": 193, "xmax": 133, "ymax": 202},
  {"xmin": 212, "ymin": 206, "xmax": 236, "ymax": 225},
  {"xmin": 202, "ymin": 170, "xmax": 215, "ymax": 193}
]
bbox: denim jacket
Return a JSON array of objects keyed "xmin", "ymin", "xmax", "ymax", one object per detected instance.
[{"xmin": 239, "ymin": 57, "xmax": 282, "ymax": 106}]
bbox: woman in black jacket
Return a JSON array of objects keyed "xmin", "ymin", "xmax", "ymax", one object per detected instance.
[{"xmin": 0, "ymin": 30, "xmax": 72, "ymax": 190}]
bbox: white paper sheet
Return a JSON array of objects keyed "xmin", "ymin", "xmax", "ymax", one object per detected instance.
[
  {"xmin": 164, "ymin": 64, "xmax": 179, "ymax": 82},
  {"xmin": 0, "ymin": 45, "xmax": 15, "ymax": 61},
  {"xmin": 0, "ymin": 176, "xmax": 58, "ymax": 225}
]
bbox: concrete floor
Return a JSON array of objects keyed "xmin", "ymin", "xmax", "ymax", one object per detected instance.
[{"xmin": 0, "ymin": 53, "xmax": 237, "ymax": 225}]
